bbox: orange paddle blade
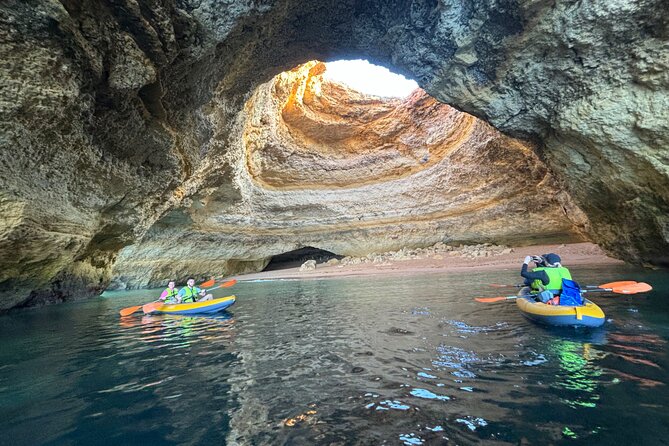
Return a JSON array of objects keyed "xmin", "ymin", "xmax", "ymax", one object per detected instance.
[
  {"xmin": 143, "ymin": 302, "xmax": 163, "ymax": 314},
  {"xmin": 611, "ymin": 282, "xmax": 652, "ymax": 294},
  {"xmin": 599, "ymin": 281, "xmax": 637, "ymax": 289},
  {"xmin": 475, "ymin": 296, "xmax": 517, "ymax": 303},
  {"xmin": 221, "ymin": 279, "xmax": 237, "ymax": 288},
  {"xmin": 119, "ymin": 305, "xmax": 142, "ymax": 317},
  {"xmin": 200, "ymin": 279, "xmax": 216, "ymax": 288}
]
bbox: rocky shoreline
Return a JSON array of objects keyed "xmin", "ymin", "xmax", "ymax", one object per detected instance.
[{"xmin": 235, "ymin": 242, "xmax": 624, "ymax": 283}]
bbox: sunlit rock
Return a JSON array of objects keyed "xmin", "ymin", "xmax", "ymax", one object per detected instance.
[
  {"xmin": 1, "ymin": 0, "xmax": 667, "ymax": 308},
  {"xmin": 109, "ymin": 62, "xmax": 586, "ymax": 288}
]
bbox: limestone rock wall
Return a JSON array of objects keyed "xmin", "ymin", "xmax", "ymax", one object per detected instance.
[
  {"xmin": 1, "ymin": 0, "xmax": 667, "ymax": 308},
  {"xmin": 110, "ymin": 62, "xmax": 586, "ymax": 288}
]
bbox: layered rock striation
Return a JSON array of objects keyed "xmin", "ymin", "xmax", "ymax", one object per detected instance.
[
  {"xmin": 110, "ymin": 62, "xmax": 586, "ymax": 289},
  {"xmin": 1, "ymin": 0, "xmax": 667, "ymax": 308}
]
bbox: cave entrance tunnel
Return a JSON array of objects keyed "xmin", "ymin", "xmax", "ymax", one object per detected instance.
[{"xmin": 263, "ymin": 247, "xmax": 344, "ymax": 272}]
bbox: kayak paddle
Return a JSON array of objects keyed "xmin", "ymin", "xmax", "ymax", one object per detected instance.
[
  {"xmin": 489, "ymin": 280, "xmax": 641, "ymax": 290},
  {"xmin": 583, "ymin": 282, "xmax": 652, "ymax": 294},
  {"xmin": 119, "ymin": 278, "xmax": 218, "ymax": 316},
  {"xmin": 119, "ymin": 303, "xmax": 149, "ymax": 317},
  {"xmin": 141, "ymin": 279, "xmax": 238, "ymax": 314},
  {"xmin": 475, "ymin": 282, "xmax": 653, "ymax": 303},
  {"xmin": 592, "ymin": 281, "xmax": 638, "ymax": 289},
  {"xmin": 475, "ymin": 295, "xmax": 519, "ymax": 303}
]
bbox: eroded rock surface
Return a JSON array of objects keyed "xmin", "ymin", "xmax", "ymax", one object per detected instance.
[
  {"xmin": 110, "ymin": 62, "xmax": 586, "ymax": 289},
  {"xmin": 0, "ymin": 0, "xmax": 667, "ymax": 308}
]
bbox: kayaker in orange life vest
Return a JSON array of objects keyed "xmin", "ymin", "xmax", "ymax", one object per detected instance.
[
  {"xmin": 520, "ymin": 253, "xmax": 572, "ymax": 304},
  {"xmin": 177, "ymin": 277, "xmax": 213, "ymax": 303},
  {"xmin": 158, "ymin": 280, "xmax": 179, "ymax": 304}
]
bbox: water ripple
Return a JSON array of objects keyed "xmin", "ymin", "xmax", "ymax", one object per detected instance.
[{"xmin": 1, "ymin": 268, "xmax": 668, "ymax": 445}]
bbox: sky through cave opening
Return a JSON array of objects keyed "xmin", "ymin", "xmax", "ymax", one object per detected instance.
[{"xmin": 323, "ymin": 59, "xmax": 418, "ymax": 98}]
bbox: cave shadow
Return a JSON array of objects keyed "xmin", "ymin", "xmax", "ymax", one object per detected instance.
[{"xmin": 262, "ymin": 247, "xmax": 343, "ymax": 272}]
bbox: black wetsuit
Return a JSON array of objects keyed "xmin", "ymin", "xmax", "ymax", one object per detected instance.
[{"xmin": 520, "ymin": 264, "xmax": 549, "ymax": 287}]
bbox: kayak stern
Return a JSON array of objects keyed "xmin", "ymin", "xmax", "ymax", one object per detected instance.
[{"xmin": 516, "ymin": 297, "xmax": 605, "ymax": 328}]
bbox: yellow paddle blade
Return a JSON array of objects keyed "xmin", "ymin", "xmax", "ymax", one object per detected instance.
[{"xmin": 119, "ymin": 305, "xmax": 142, "ymax": 317}]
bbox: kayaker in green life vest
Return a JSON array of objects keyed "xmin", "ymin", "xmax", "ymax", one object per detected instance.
[
  {"xmin": 176, "ymin": 277, "xmax": 213, "ymax": 303},
  {"xmin": 159, "ymin": 280, "xmax": 179, "ymax": 304},
  {"xmin": 520, "ymin": 253, "xmax": 572, "ymax": 304}
]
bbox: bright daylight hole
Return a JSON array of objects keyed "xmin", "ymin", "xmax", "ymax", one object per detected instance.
[{"xmin": 323, "ymin": 59, "xmax": 418, "ymax": 98}]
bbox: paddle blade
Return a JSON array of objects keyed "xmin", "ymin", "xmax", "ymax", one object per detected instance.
[
  {"xmin": 612, "ymin": 282, "xmax": 653, "ymax": 294},
  {"xmin": 200, "ymin": 279, "xmax": 216, "ymax": 288},
  {"xmin": 143, "ymin": 302, "xmax": 163, "ymax": 314},
  {"xmin": 119, "ymin": 305, "xmax": 142, "ymax": 317},
  {"xmin": 221, "ymin": 279, "xmax": 237, "ymax": 288},
  {"xmin": 475, "ymin": 296, "xmax": 516, "ymax": 303},
  {"xmin": 598, "ymin": 281, "xmax": 637, "ymax": 289}
]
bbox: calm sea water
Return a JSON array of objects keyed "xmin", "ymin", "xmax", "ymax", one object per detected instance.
[{"xmin": 1, "ymin": 265, "xmax": 668, "ymax": 445}]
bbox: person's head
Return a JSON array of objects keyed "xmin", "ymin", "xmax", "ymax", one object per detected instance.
[
  {"xmin": 187, "ymin": 277, "xmax": 195, "ymax": 286},
  {"xmin": 168, "ymin": 280, "xmax": 175, "ymax": 289},
  {"xmin": 543, "ymin": 253, "xmax": 561, "ymax": 267}
]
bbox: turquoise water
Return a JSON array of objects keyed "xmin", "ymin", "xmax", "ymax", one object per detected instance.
[{"xmin": 1, "ymin": 264, "xmax": 668, "ymax": 445}]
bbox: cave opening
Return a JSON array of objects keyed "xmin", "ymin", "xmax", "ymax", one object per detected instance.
[
  {"xmin": 263, "ymin": 247, "xmax": 343, "ymax": 272},
  {"xmin": 323, "ymin": 59, "xmax": 418, "ymax": 98},
  {"xmin": 106, "ymin": 57, "xmax": 588, "ymax": 291}
]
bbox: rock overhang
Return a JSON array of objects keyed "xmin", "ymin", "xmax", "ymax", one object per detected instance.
[{"xmin": 1, "ymin": 0, "xmax": 667, "ymax": 308}]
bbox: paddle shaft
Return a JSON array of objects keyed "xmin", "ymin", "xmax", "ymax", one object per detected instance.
[
  {"xmin": 476, "ymin": 282, "xmax": 651, "ymax": 303},
  {"xmin": 490, "ymin": 280, "xmax": 639, "ymax": 289}
]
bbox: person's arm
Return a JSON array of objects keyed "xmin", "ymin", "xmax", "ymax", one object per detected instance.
[
  {"xmin": 176, "ymin": 288, "xmax": 185, "ymax": 303},
  {"xmin": 159, "ymin": 289, "xmax": 168, "ymax": 301},
  {"xmin": 520, "ymin": 257, "xmax": 549, "ymax": 286}
]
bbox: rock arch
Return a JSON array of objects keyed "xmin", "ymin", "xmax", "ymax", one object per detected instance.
[{"xmin": 1, "ymin": 0, "xmax": 667, "ymax": 308}]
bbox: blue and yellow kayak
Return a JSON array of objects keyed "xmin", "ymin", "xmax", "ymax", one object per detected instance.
[
  {"xmin": 147, "ymin": 295, "xmax": 236, "ymax": 315},
  {"xmin": 515, "ymin": 296, "xmax": 605, "ymax": 327}
]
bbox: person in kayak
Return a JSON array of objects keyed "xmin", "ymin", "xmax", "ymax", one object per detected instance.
[
  {"xmin": 520, "ymin": 253, "xmax": 572, "ymax": 304},
  {"xmin": 158, "ymin": 280, "xmax": 179, "ymax": 304},
  {"xmin": 177, "ymin": 277, "xmax": 213, "ymax": 303}
]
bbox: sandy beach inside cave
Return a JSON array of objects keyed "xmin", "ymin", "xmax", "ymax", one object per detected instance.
[{"xmin": 232, "ymin": 242, "xmax": 624, "ymax": 283}]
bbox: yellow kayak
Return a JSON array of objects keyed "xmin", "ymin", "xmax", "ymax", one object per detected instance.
[
  {"xmin": 146, "ymin": 295, "xmax": 236, "ymax": 315},
  {"xmin": 516, "ymin": 296, "xmax": 605, "ymax": 327}
]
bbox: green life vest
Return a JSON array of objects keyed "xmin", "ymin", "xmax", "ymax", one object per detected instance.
[
  {"xmin": 163, "ymin": 288, "xmax": 178, "ymax": 303},
  {"xmin": 531, "ymin": 266, "xmax": 572, "ymax": 293},
  {"xmin": 180, "ymin": 286, "xmax": 200, "ymax": 303}
]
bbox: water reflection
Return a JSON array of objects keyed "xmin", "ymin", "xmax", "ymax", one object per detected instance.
[
  {"xmin": 550, "ymin": 340, "xmax": 605, "ymax": 409},
  {"xmin": 1, "ymin": 266, "xmax": 668, "ymax": 445}
]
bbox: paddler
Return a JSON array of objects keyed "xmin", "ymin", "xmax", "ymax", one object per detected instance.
[
  {"xmin": 177, "ymin": 277, "xmax": 213, "ymax": 303},
  {"xmin": 520, "ymin": 253, "xmax": 572, "ymax": 304},
  {"xmin": 158, "ymin": 280, "xmax": 179, "ymax": 304}
]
